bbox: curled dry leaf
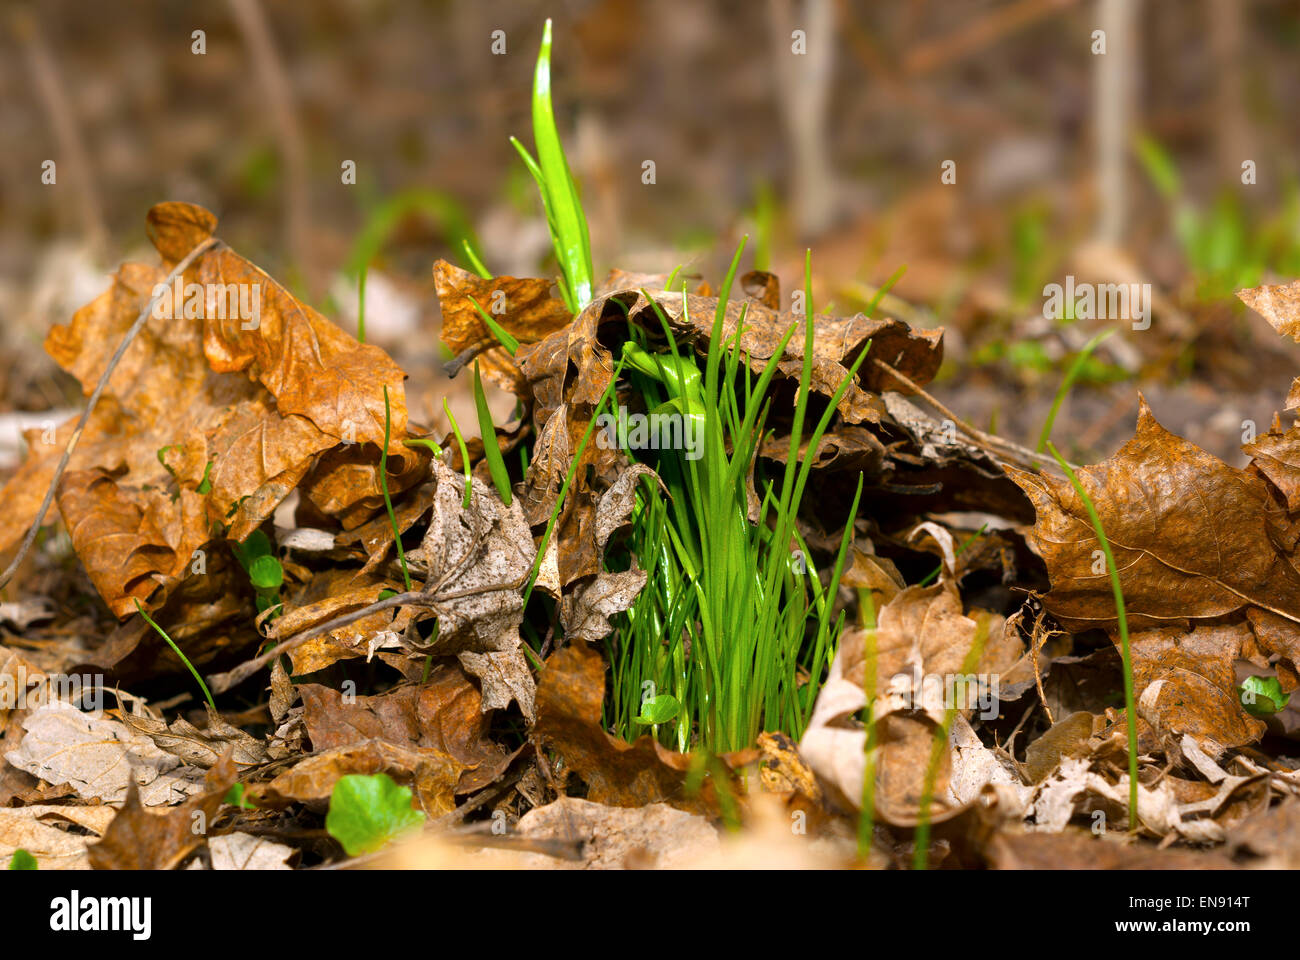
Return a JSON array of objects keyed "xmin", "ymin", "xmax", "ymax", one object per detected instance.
[
  {"xmin": 0, "ymin": 201, "xmax": 413, "ymax": 622},
  {"xmin": 432, "ymin": 260, "xmax": 571, "ymax": 393},
  {"xmin": 1124, "ymin": 621, "xmax": 1267, "ymax": 750},
  {"xmin": 799, "ymin": 580, "xmax": 1022, "ymax": 824},
  {"xmin": 1239, "ymin": 278, "xmax": 1300, "ymax": 408},
  {"xmin": 396, "ymin": 459, "xmax": 537, "ymax": 719},
  {"xmin": 120, "ymin": 705, "xmax": 269, "ymax": 769},
  {"xmin": 298, "ymin": 664, "xmax": 509, "ymax": 793}
]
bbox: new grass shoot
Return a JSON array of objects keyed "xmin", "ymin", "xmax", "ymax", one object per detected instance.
[
  {"xmin": 511, "ymin": 19, "xmax": 593, "ymax": 313},
  {"xmin": 606, "ymin": 243, "xmax": 870, "ymax": 754},
  {"xmin": 1046, "ymin": 440, "xmax": 1138, "ymax": 832},
  {"xmin": 134, "ymin": 598, "xmax": 217, "ymax": 713}
]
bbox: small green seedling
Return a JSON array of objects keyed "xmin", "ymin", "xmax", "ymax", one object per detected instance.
[
  {"xmin": 224, "ymin": 783, "xmax": 256, "ymax": 811},
  {"xmin": 325, "ymin": 773, "xmax": 425, "ymax": 857},
  {"xmin": 134, "ymin": 598, "xmax": 217, "ymax": 713},
  {"xmin": 473, "ymin": 361, "xmax": 513, "ymax": 506},
  {"xmin": 1240, "ymin": 675, "xmax": 1291, "ymax": 717},
  {"xmin": 8, "ymin": 849, "xmax": 37, "ymax": 870},
  {"xmin": 635, "ymin": 694, "xmax": 680, "ymax": 726},
  {"xmin": 232, "ymin": 529, "xmax": 284, "ymax": 616}
]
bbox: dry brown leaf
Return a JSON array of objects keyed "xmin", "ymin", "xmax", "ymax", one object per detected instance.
[
  {"xmin": 1124, "ymin": 622, "xmax": 1267, "ymax": 750},
  {"xmin": 800, "ymin": 581, "xmax": 1021, "ymax": 823},
  {"xmin": 432, "ymin": 260, "xmax": 571, "ymax": 394},
  {"xmin": 0, "ymin": 804, "xmax": 117, "ymax": 871},
  {"xmin": 0, "ymin": 201, "xmax": 414, "ymax": 622},
  {"xmin": 299, "ymin": 665, "xmax": 506, "ymax": 793},
  {"xmin": 533, "ymin": 643, "xmax": 746, "ymax": 817},
  {"xmin": 256, "ymin": 739, "xmax": 465, "ymax": 818},
  {"xmin": 120, "ymin": 705, "xmax": 269, "ymax": 769},
  {"xmin": 88, "ymin": 750, "xmax": 237, "ymax": 870},
  {"xmin": 1007, "ymin": 397, "xmax": 1300, "ymax": 630}
]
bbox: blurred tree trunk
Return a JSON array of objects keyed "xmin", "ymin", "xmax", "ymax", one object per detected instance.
[
  {"xmin": 1208, "ymin": 0, "xmax": 1253, "ymax": 186},
  {"xmin": 1094, "ymin": 0, "xmax": 1139, "ymax": 247},
  {"xmin": 770, "ymin": 0, "xmax": 837, "ymax": 239}
]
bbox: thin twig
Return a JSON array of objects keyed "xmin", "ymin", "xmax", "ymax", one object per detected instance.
[
  {"xmin": 206, "ymin": 569, "xmax": 529, "ymax": 694},
  {"xmin": 0, "ymin": 237, "xmax": 222, "ymax": 592},
  {"xmin": 872, "ymin": 356, "xmax": 1068, "ymax": 471}
]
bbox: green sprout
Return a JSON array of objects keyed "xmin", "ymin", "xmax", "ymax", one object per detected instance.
[
  {"xmin": 1240, "ymin": 675, "xmax": 1291, "ymax": 717},
  {"xmin": 1047, "ymin": 441, "xmax": 1138, "ymax": 832},
  {"xmin": 232, "ymin": 529, "xmax": 284, "ymax": 616},
  {"xmin": 8, "ymin": 850, "xmax": 37, "ymax": 870},
  {"xmin": 511, "ymin": 19, "xmax": 593, "ymax": 313},
  {"xmin": 134, "ymin": 598, "xmax": 217, "ymax": 713},
  {"xmin": 472, "ymin": 361, "xmax": 513, "ymax": 506}
]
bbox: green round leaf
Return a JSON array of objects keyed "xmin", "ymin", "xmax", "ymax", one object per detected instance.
[
  {"xmin": 248, "ymin": 555, "xmax": 284, "ymax": 591},
  {"xmin": 325, "ymin": 773, "xmax": 426, "ymax": 857},
  {"xmin": 1240, "ymin": 675, "xmax": 1291, "ymax": 717},
  {"xmin": 635, "ymin": 693, "xmax": 680, "ymax": 725},
  {"xmin": 8, "ymin": 849, "xmax": 37, "ymax": 870},
  {"xmin": 232, "ymin": 529, "xmax": 273, "ymax": 571}
]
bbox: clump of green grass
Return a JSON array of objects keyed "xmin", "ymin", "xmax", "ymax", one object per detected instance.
[{"xmin": 603, "ymin": 245, "xmax": 868, "ymax": 754}]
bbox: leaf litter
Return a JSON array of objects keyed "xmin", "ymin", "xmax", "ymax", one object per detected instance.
[{"xmin": 0, "ymin": 196, "xmax": 1298, "ymax": 872}]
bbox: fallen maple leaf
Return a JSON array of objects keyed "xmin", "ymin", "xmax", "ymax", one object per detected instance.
[{"xmin": 1007, "ymin": 397, "xmax": 1300, "ymax": 630}]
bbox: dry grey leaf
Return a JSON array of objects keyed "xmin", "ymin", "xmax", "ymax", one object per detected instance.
[
  {"xmin": 120, "ymin": 706, "xmax": 269, "ymax": 769},
  {"xmin": 459, "ymin": 649, "xmax": 537, "ymax": 722},
  {"xmin": 559, "ymin": 566, "xmax": 648, "ymax": 643},
  {"xmin": 5, "ymin": 700, "xmax": 206, "ymax": 805},
  {"xmin": 207, "ymin": 832, "xmax": 296, "ymax": 870},
  {"xmin": 0, "ymin": 804, "xmax": 117, "ymax": 870}
]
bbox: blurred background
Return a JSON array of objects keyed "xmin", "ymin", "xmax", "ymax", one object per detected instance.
[{"xmin": 4, "ymin": 0, "xmax": 1300, "ymax": 467}]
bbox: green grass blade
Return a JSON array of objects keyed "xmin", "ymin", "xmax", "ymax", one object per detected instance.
[
  {"xmin": 472, "ymin": 362, "xmax": 513, "ymax": 506},
  {"xmin": 468, "ymin": 294, "xmax": 520, "ymax": 355},
  {"xmin": 1046, "ymin": 441, "xmax": 1138, "ymax": 831},
  {"xmin": 357, "ymin": 262, "xmax": 367, "ymax": 343},
  {"xmin": 441, "ymin": 399, "xmax": 473, "ymax": 509},
  {"xmin": 529, "ymin": 19, "xmax": 593, "ymax": 311},
  {"xmin": 379, "ymin": 382, "xmax": 410, "ymax": 590},
  {"xmin": 1035, "ymin": 328, "xmax": 1115, "ymax": 455},
  {"xmin": 462, "ymin": 238, "xmax": 492, "ymax": 279},
  {"xmin": 864, "ymin": 264, "xmax": 907, "ymax": 317},
  {"xmin": 135, "ymin": 599, "xmax": 216, "ymax": 713}
]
